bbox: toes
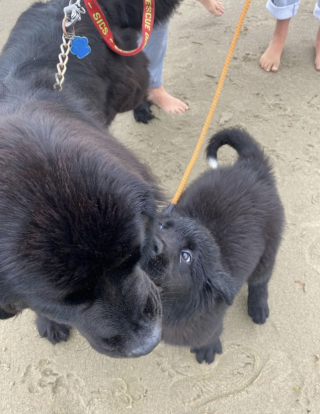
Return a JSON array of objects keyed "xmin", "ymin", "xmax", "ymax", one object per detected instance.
[
  {"xmin": 191, "ymin": 347, "xmax": 206, "ymax": 364},
  {"xmin": 216, "ymin": 3, "xmax": 225, "ymax": 14},
  {"xmin": 191, "ymin": 340, "xmax": 223, "ymax": 364},
  {"xmin": 36, "ymin": 316, "xmax": 70, "ymax": 345},
  {"xmin": 46, "ymin": 324, "xmax": 69, "ymax": 344},
  {"xmin": 260, "ymin": 62, "xmax": 271, "ymax": 72},
  {"xmin": 259, "ymin": 57, "xmax": 269, "ymax": 71},
  {"xmin": 204, "ymin": 348, "xmax": 216, "ymax": 364},
  {"xmin": 212, "ymin": 8, "xmax": 223, "ymax": 16},
  {"xmin": 170, "ymin": 103, "xmax": 189, "ymax": 114},
  {"xmin": 260, "ymin": 53, "xmax": 280, "ymax": 72},
  {"xmin": 214, "ymin": 339, "xmax": 223, "ymax": 355},
  {"xmin": 248, "ymin": 303, "xmax": 269, "ymax": 325}
]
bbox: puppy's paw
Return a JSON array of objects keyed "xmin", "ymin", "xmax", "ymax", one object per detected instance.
[
  {"xmin": 191, "ymin": 339, "xmax": 222, "ymax": 364},
  {"xmin": 133, "ymin": 100, "xmax": 155, "ymax": 124},
  {"xmin": 248, "ymin": 301, "xmax": 269, "ymax": 325},
  {"xmin": 0, "ymin": 306, "xmax": 17, "ymax": 319},
  {"xmin": 36, "ymin": 315, "xmax": 70, "ymax": 345},
  {"xmin": 248, "ymin": 284, "xmax": 269, "ymax": 325}
]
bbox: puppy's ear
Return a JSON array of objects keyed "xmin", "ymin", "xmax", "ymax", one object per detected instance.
[{"xmin": 209, "ymin": 272, "xmax": 236, "ymax": 306}]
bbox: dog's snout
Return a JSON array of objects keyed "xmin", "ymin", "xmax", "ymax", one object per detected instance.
[
  {"xmin": 128, "ymin": 323, "xmax": 161, "ymax": 357},
  {"xmin": 153, "ymin": 237, "xmax": 163, "ymax": 255},
  {"xmin": 142, "ymin": 285, "xmax": 161, "ymax": 320},
  {"xmin": 142, "ymin": 296, "xmax": 155, "ymax": 319},
  {"xmin": 127, "ymin": 284, "xmax": 162, "ymax": 357}
]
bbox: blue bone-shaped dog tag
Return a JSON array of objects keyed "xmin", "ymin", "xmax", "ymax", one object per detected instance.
[{"xmin": 71, "ymin": 36, "xmax": 91, "ymax": 59}]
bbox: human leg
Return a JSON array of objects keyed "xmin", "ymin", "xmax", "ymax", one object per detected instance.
[
  {"xmin": 260, "ymin": 0, "xmax": 300, "ymax": 72},
  {"xmin": 142, "ymin": 20, "xmax": 189, "ymax": 113}
]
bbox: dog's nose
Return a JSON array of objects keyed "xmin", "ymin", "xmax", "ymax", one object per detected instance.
[
  {"xmin": 128, "ymin": 323, "xmax": 161, "ymax": 357},
  {"xmin": 153, "ymin": 237, "xmax": 163, "ymax": 255}
]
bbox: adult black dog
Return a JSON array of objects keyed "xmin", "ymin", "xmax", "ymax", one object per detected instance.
[
  {"xmin": 145, "ymin": 128, "xmax": 285, "ymax": 363},
  {"xmin": 0, "ymin": 0, "xmax": 181, "ymax": 358}
]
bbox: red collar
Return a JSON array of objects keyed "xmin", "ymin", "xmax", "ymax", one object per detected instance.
[{"xmin": 84, "ymin": 0, "xmax": 155, "ymax": 56}]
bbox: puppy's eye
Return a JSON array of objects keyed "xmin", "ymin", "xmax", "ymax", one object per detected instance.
[
  {"xmin": 181, "ymin": 250, "xmax": 192, "ymax": 264},
  {"xmin": 159, "ymin": 223, "xmax": 163, "ymax": 229}
]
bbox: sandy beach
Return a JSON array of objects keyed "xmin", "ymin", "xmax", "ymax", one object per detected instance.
[{"xmin": 1, "ymin": 1, "xmax": 320, "ymax": 413}]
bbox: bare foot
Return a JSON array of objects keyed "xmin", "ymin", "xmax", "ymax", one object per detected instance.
[
  {"xmin": 148, "ymin": 86, "xmax": 189, "ymax": 113},
  {"xmin": 197, "ymin": 0, "xmax": 224, "ymax": 16},
  {"xmin": 315, "ymin": 27, "xmax": 320, "ymax": 70},
  {"xmin": 260, "ymin": 18, "xmax": 291, "ymax": 72},
  {"xmin": 260, "ymin": 40, "xmax": 283, "ymax": 72}
]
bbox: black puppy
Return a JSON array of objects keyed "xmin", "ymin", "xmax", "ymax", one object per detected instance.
[
  {"xmin": 145, "ymin": 128, "xmax": 285, "ymax": 363},
  {"xmin": 0, "ymin": 0, "xmax": 181, "ymax": 358}
]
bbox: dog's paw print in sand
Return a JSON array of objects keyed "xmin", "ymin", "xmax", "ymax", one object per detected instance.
[
  {"xmin": 156, "ymin": 356, "xmax": 196, "ymax": 379},
  {"xmin": 297, "ymin": 222, "xmax": 320, "ymax": 275},
  {"xmin": 187, "ymin": 349, "xmax": 295, "ymax": 414},
  {"xmin": 108, "ymin": 376, "xmax": 147, "ymax": 408},
  {"xmin": 171, "ymin": 346, "xmax": 260, "ymax": 407},
  {"xmin": 312, "ymin": 192, "xmax": 320, "ymax": 205},
  {"xmin": 21, "ymin": 359, "xmax": 68, "ymax": 395},
  {"xmin": 307, "ymin": 94, "xmax": 320, "ymax": 110},
  {"xmin": 0, "ymin": 349, "xmax": 11, "ymax": 372},
  {"xmin": 20, "ymin": 359, "xmax": 100, "ymax": 413},
  {"xmin": 242, "ymin": 53, "xmax": 256, "ymax": 63},
  {"xmin": 170, "ymin": 345, "xmax": 260, "ymax": 409},
  {"xmin": 306, "ymin": 235, "xmax": 320, "ymax": 274},
  {"xmin": 154, "ymin": 346, "xmax": 199, "ymax": 379},
  {"xmin": 296, "ymin": 357, "xmax": 320, "ymax": 412},
  {"xmin": 156, "ymin": 357, "xmax": 178, "ymax": 378}
]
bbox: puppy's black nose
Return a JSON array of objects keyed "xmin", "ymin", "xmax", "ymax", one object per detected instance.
[{"xmin": 153, "ymin": 237, "xmax": 163, "ymax": 255}]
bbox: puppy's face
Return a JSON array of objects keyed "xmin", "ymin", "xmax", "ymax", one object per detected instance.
[
  {"xmin": 0, "ymin": 135, "xmax": 162, "ymax": 358},
  {"xmin": 144, "ymin": 216, "xmax": 235, "ymax": 323},
  {"xmin": 13, "ymin": 210, "xmax": 162, "ymax": 358}
]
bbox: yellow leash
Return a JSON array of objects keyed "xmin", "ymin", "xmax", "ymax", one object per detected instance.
[{"xmin": 167, "ymin": 0, "xmax": 252, "ymax": 212}]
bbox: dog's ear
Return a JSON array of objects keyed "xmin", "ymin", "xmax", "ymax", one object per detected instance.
[{"xmin": 208, "ymin": 271, "xmax": 236, "ymax": 306}]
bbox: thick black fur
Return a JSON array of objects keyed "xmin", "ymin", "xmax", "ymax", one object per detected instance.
[
  {"xmin": 145, "ymin": 128, "xmax": 285, "ymax": 363},
  {"xmin": 0, "ymin": 0, "xmax": 181, "ymax": 357}
]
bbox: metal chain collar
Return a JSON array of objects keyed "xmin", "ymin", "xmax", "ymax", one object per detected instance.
[
  {"xmin": 53, "ymin": 30, "xmax": 74, "ymax": 91},
  {"xmin": 53, "ymin": 0, "xmax": 85, "ymax": 91}
]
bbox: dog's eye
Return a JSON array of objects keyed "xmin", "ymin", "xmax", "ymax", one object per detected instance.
[
  {"xmin": 159, "ymin": 223, "xmax": 163, "ymax": 229},
  {"xmin": 181, "ymin": 250, "xmax": 192, "ymax": 264}
]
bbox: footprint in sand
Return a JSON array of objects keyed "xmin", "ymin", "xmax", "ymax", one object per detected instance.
[
  {"xmin": 170, "ymin": 344, "xmax": 261, "ymax": 409},
  {"xmin": 306, "ymin": 236, "xmax": 320, "ymax": 274},
  {"xmin": 108, "ymin": 376, "xmax": 147, "ymax": 409},
  {"xmin": 19, "ymin": 359, "xmax": 102, "ymax": 413}
]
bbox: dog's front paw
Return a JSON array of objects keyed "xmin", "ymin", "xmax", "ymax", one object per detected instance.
[
  {"xmin": 191, "ymin": 339, "xmax": 222, "ymax": 364},
  {"xmin": 133, "ymin": 100, "xmax": 155, "ymax": 124},
  {"xmin": 248, "ymin": 301, "xmax": 269, "ymax": 325},
  {"xmin": 0, "ymin": 306, "xmax": 17, "ymax": 319},
  {"xmin": 247, "ymin": 283, "xmax": 269, "ymax": 325},
  {"xmin": 247, "ymin": 285, "xmax": 269, "ymax": 325},
  {"xmin": 36, "ymin": 315, "xmax": 70, "ymax": 345}
]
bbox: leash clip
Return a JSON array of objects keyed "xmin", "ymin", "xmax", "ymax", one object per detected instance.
[{"xmin": 64, "ymin": 0, "xmax": 86, "ymax": 28}]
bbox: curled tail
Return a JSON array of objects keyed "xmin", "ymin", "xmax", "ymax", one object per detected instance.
[{"xmin": 206, "ymin": 128, "xmax": 270, "ymax": 172}]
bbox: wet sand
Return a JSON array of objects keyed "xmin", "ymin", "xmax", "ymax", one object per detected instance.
[{"xmin": 1, "ymin": 1, "xmax": 320, "ymax": 413}]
